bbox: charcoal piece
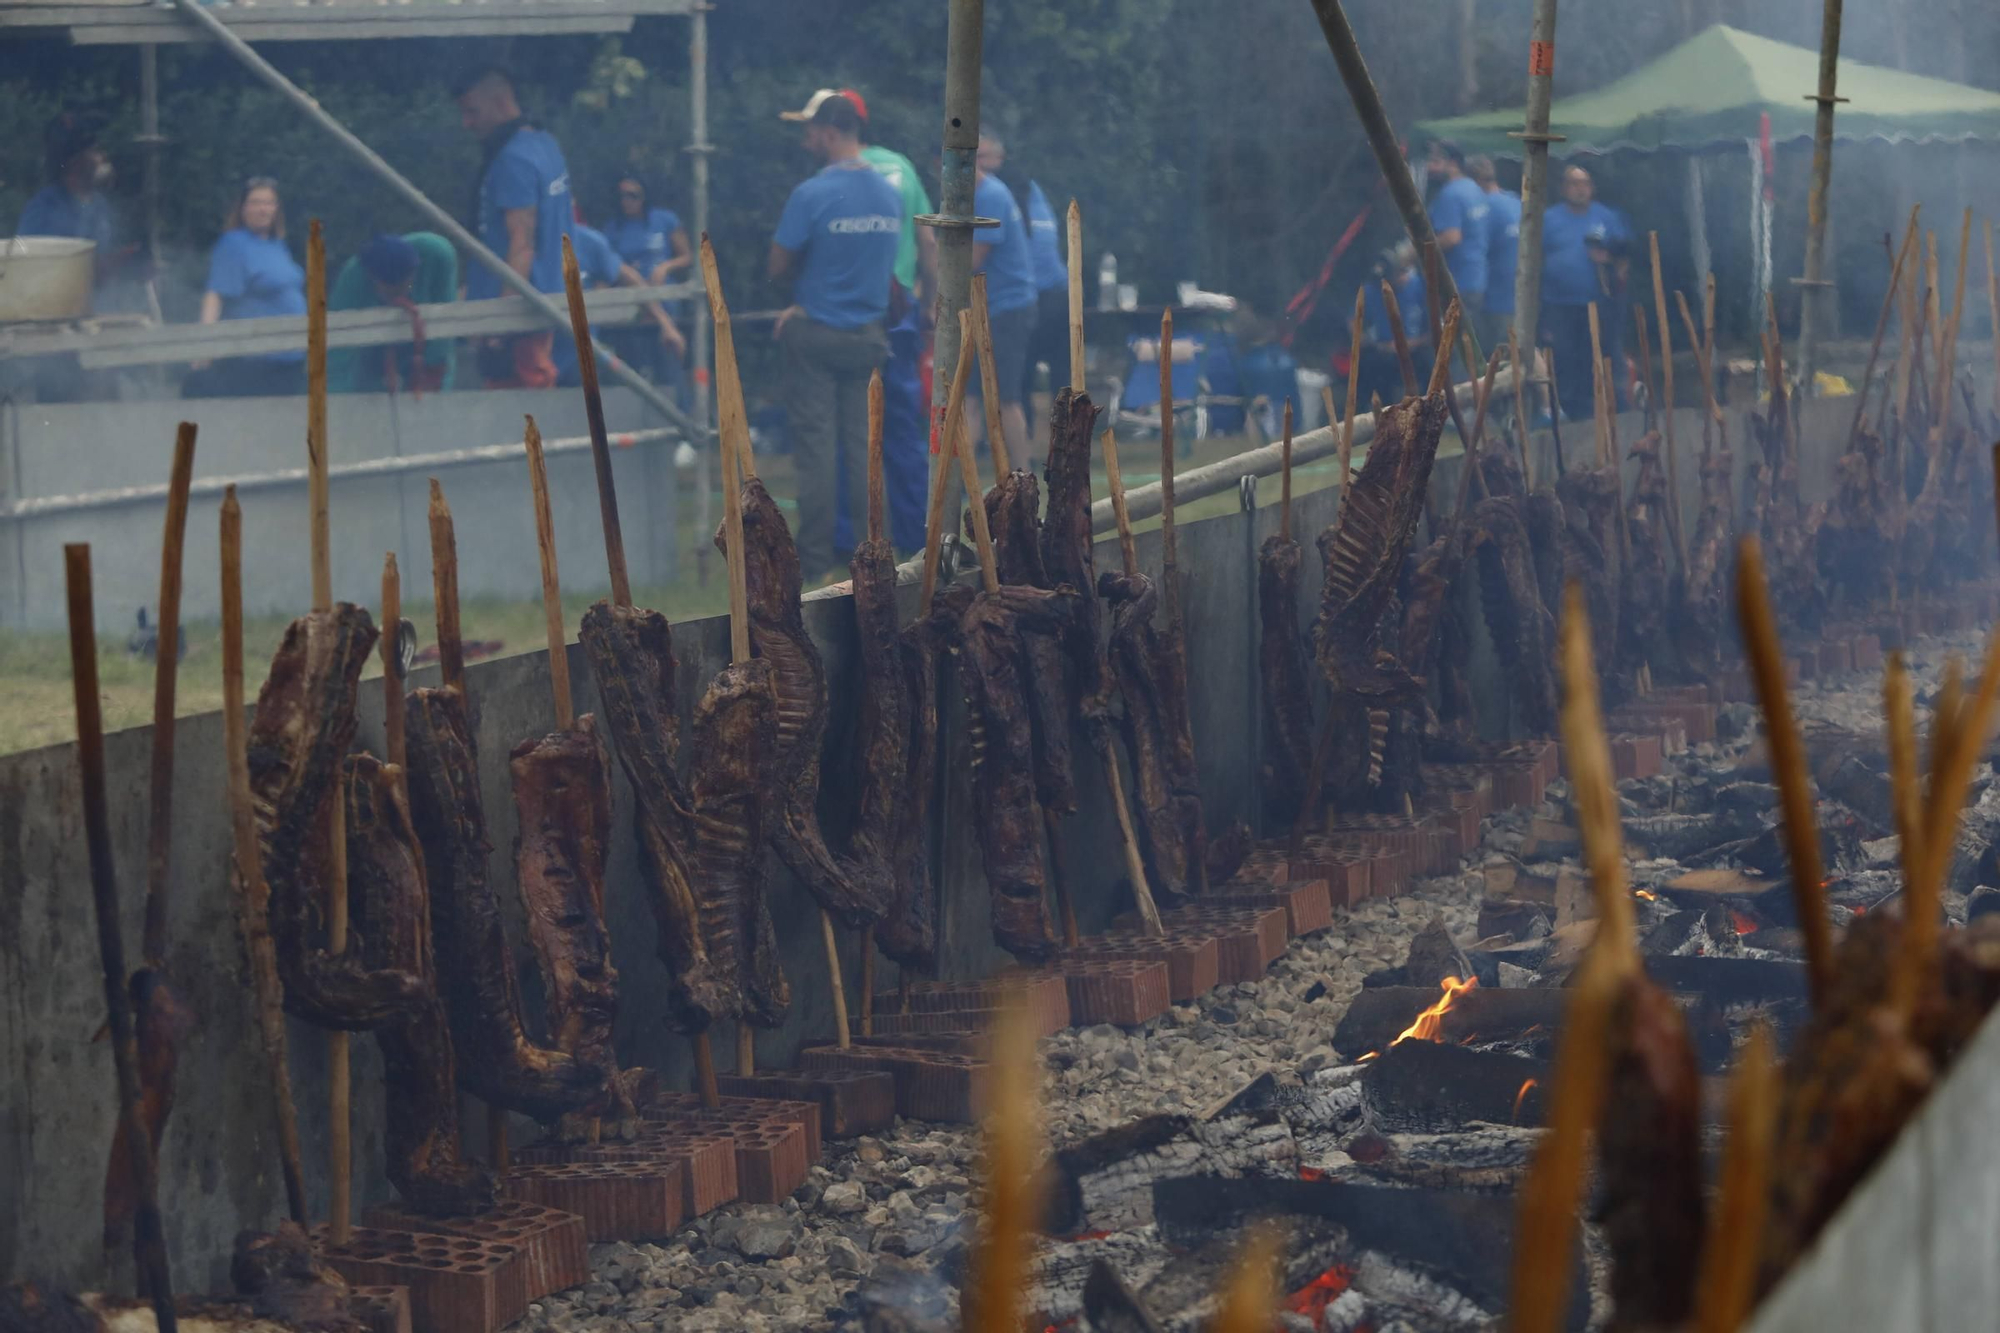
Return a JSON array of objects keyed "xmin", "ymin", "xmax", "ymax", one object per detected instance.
[
  {"xmin": 688, "ymin": 659, "xmax": 791, "ymax": 1027},
  {"xmin": 579, "ymin": 600, "xmax": 737, "ymax": 1032},
  {"xmin": 403, "ymin": 686, "xmax": 604, "ymax": 1122},
  {"xmin": 1597, "ymin": 972, "xmax": 1704, "ymax": 1329},
  {"xmin": 248, "ymin": 606, "xmax": 427, "ymax": 1031},
  {"xmin": 1471, "ymin": 495, "xmax": 1559, "ymax": 737},
  {"xmin": 345, "ymin": 755, "xmax": 496, "ymax": 1214},
  {"xmin": 1257, "ymin": 531, "xmax": 1315, "ymax": 826},
  {"xmin": 510, "ymin": 717, "xmax": 634, "ymax": 1125},
  {"xmin": 1082, "ymin": 1260, "xmax": 1167, "ymax": 1333},
  {"xmin": 1402, "ymin": 917, "xmax": 1472, "ymax": 991},
  {"xmin": 719, "ymin": 478, "xmax": 881, "ymax": 927},
  {"xmin": 957, "ymin": 584, "xmax": 1079, "ymax": 961}
]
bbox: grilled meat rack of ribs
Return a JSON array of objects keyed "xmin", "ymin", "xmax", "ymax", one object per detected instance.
[
  {"xmin": 345, "ymin": 754, "xmax": 497, "ymax": 1214},
  {"xmin": 719, "ymin": 478, "xmax": 883, "ymax": 929},
  {"xmin": 509, "ymin": 716, "xmax": 637, "ymax": 1130},
  {"xmin": 874, "ymin": 587, "xmax": 969, "ymax": 967},
  {"xmin": 1099, "ymin": 568, "xmax": 1209, "ymax": 903},
  {"xmin": 978, "ymin": 467, "xmax": 1080, "ymax": 816},
  {"xmin": 1470, "ymin": 494, "xmax": 1560, "ymax": 737},
  {"xmin": 579, "ymin": 602, "xmax": 738, "ymax": 1033},
  {"xmin": 247, "ymin": 606, "xmax": 427, "ymax": 1030},
  {"xmin": 1257, "ymin": 525, "xmax": 1315, "ymax": 827},
  {"xmin": 1555, "ymin": 466, "xmax": 1626, "ymax": 705},
  {"xmin": 403, "ymin": 685, "xmax": 609, "ymax": 1125},
  {"xmin": 958, "ymin": 583, "xmax": 1080, "ymax": 961},
  {"xmin": 687, "ymin": 659, "xmax": 791, "ymax": 1027},
  {"xmin": 1308, "ymin": 390, "xmax": 1447, "ymax": 813}
]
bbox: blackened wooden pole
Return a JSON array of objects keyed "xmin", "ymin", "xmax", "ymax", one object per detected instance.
[
  {"xmin": 1794, "ymin": 0, "xmax": 1845, "ymax": 395},
  {"xmin": 1511, "ymin": 0, "xmax": 1561, "ymax": 360},
  {"xmin": 1307, "ymin": 0, "xmax": 1463, "ymax": 321},
  {"xmin": 68, "ymin": 545, "xmax": 178, "ymax": 1333}
]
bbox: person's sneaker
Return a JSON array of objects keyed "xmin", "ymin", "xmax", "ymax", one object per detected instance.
[{"xmin": 674, "ymin": 441, "xmax": 698, "ymax": 470}]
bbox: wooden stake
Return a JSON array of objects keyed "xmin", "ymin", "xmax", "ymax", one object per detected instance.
[
  {"xmin": 563, "ymin": 235, "xmax": 632, "ymax": 606},
  {"xmin": 703, "ymin": 238, "xmax": 760, "ymax": 486},
  {"xmin": 1209, "ymin": 1226, "xmax": 1281, "ymax": 1333},
  {"xmin": 1734, "ymin": 538, "xmax": 1833, "ymax": 1008},
  {"xmin": 1883, "ymin": 651, "xmax": 1924, "ymax": 950},
  {"xmin": 1096, "ymin": 426, "xmax": 1165, "ymax": 937},
  {"xmin": 1632, "ymin": 305, "xmax": 1656, "ymax": 432},
  {"xmin": 821, "ymin": 910, "xmax": 851, "ymax": 1049},
  {"xmin": 1846, "ymin": 214, "xmax": 1920, "ymax": 454},
  {"xmin": 523, "ymin": 416, "xmax": 574, "ymax": 729},
  {"xmin": 1676, "ymin": 291, "xmax": 1720, "ymax": 464},
  {"xmin": 738, "ymin": 1027, "xmax": 754, "ymax": 1077},
  {"xmin": 1586, "ymin": 302, "xmax": 1609, "ymax": 466},
  {"xmin": 719, "ymin": 371, "xmax": 752, "ymax": 667},
  {"xmin": 1380, "ymin": 280, "xmax": 1419, "ymax": 395},
  {"xmin": 959, "ymin": 1006, "xmax": 1043, "ymax": 1333},
  {"xmin": 1043, "ymin": 807, "xmax": 1079, "ymax": 950},
  {"xmin": 1987, "ymin": 221, "xmax": 1999, "ymax": 420},
  {"xmin": 1343, "ymin": 287, "xmax": 1364, "ymax": 482},
  {"xmin": 1066, "ymin": 200, "xmax": 1086, "ymax": 393},
  {"xmin": 1158, "ymin": 309, "xmax": 1182, "ymax": 642},
  {"xmin": 307, "ymin": 222, "xmax": 330, "ymax": 611},
  {"xmin": 970, "ymin": 273, "xmax": 1010, "ymax": 476},
  {"xmin": 1691, "ymin": 1025, "xmax": 1779, "ymax": 1333},
  {"xmin": 1556, "ymin": 584, "xmax": 1639, "ymax": 969},
  {"xmin": 867, "ymin": 370, "xmax": 886, "ymax": 545},
  {"xmin": 1102, "ymin": 429, "xmax": 1141, "ymax": 580},
  {"xmin": 1279, "ymin": 400, "xmax": 1294, "ymax": 542},
  {"xmin": 427, "ymin": 479, "xmax": 465, "ymax": 696},
  {"xmin": 1933, "ymin": 206, "xmax": 1974, "ymax": 436},
  {"xmin": 223, "ymin": 490, "xmax": 308, "ymax": 1225},
  {"xmin": 381, "ymin": 554, "xmax": 406, "ymax": 773},
  {"xmin": 950, "ymin": 310, "xmax": 1003, "ymax": 594},
  {"xmin": 920, "ymin": 320, "xmax": 979, "ymax": 613},
  {"xmin": 1508, "ymin": 327, "xmax": 1534, "ymax": 489},
  {"xmin": 67, "ymin": 544, "xmax": 178, "ymax": 1332},
  {"xmin": 859, "ymin": 936, "xmax": 875, "ymax": 1038},
  {"xmin": 143, "ymin": 422, "xmax": 197, "ymax": 967},
  {"xmin": 1648, "ymin": 234, "xmax": 1685, "ymax": 565},
  {"xmin": 305, "ymin": 222, "xmax": 354, "ymax": 1244},
  {"xmin": 1506, "ymin": 941, "xmax": 1620, "ymax": 1333}
]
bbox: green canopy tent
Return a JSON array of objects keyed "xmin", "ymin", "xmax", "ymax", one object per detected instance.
[
  {"xmin": 1416, "ymin": 24, "xmax": 2000, "ymax": 355},
  {"xmin": 1416, "ymin": 24, "xmax": 2000, "ymax": 158}
]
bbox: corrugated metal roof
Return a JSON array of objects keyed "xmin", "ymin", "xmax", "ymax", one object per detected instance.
[{"xmin": 1, "ymin": 0, "xmax": 696, "ymax": 45}]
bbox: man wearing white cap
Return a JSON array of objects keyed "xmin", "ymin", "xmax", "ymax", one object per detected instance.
[{"xmin": 771, "ymin": 88, "xmax": 905, "ymax": 578}]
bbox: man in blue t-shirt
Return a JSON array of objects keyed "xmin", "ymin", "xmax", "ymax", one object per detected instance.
[
  {"xmin": 1539, "ymin": 165, "xmax": 1632, "ymax": 420},
  {"xmin": 770, "ymin": 91, "xmax": 902, "ymax": 577},
  {"xmin": 971, "ymin": 133, "xmax": 1041, "ymax": 466},
  {"xmin": 455, "ymin": 66, "xmax": 572, "ymax": 388},
  {"xmin": 1469, "ymin": 155, "xmax": 1523, "ymax": 352},
  {"xmin": 1424, "ymin": 140, "xmax": 1489, "ymax": 324}
]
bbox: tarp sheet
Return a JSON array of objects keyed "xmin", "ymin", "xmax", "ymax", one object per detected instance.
[{"xmin": 1415, "ymin": 24, "xmax": 2000, "ymax": 158}]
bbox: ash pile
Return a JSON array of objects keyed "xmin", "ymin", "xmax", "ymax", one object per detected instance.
[{"xmin": 834, "ymin": 629, "xmax": 2000, "ymax": 1333}]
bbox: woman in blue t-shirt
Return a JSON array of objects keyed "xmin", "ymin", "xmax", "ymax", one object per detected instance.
[
  {"xmin": 600, "ymin": 173, "xmax": 693, "ymax": 401},
  {"xmin": 184, "ymin": 177, "xmax": 308, "ymax": 399}
]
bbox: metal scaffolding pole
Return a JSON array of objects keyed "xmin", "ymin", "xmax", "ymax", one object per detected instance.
[
  {"xmin": 918, "ymin": 0, "xmax": 988, "ymax": 447},
  {"xmin": 1511, "ymin": 0, "xmax": 1560, "ymax": 363},
  {"xmin": 138, "ymin": 44, "xmax": 163, "ymax": 278},
  {"xmin": 171, "ymin": 0, "xmax": 707, "ymax": 442},
  {"xmin": 688, "ymin": 2, "xmax": 712, "ymax": 430},
  {"xmin": 1794, "ymin": 0, "xmax": 1845, "ymax": 396}
]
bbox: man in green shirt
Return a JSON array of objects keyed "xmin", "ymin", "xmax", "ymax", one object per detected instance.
[
  {"xmin": 781, "ymin": 88, "xmax": 934, "ymax": 551},
  {"xmin": 328, "ymin": 232, "xmax": 458, "ymax": 394}
]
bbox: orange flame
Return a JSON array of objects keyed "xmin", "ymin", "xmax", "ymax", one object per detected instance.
[
  {"xmin": 1634, "ymin": 889, "xmax": 1657, "ymax": 901},
  {"xmin": 1357, "ymin": 1050, "xmax": 1380, "ymax": 1063},
  {"xmin": 1513, "ymin": 1077, "xmax": 1540, "ymax": 1123},
  {"xmin": 1391, "ymin": 975, "xmax": 1480, "ymax": 1046},
  {"xmin": 1284, "ymin": 1262, "xmax": 1356, "ymax": 1326},
  {"xmin": 1729, "ymin": 910, "xmax": 1758, "ymax": 936}
]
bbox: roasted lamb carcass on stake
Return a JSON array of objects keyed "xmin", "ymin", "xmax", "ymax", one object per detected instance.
[
  {"xmin": 1099, "ymin": 567, "xmax": 1205, "ymax": 901},
  {"xmin": 1617, "ymin": 431, "xmax": 1679, "ymax": 683},
  {"xmin": 1257, "ymin": 516, "xmax": 1315, "ymax": 826},
  {"xmin": 1470, "ymin": 493, "xmax": 1560, "ymax": 737},
  {"xmin": 403, "ymin": 685, "xmax": 610, "ymax": 1126},
  {"xmin": 579, "ymin": 602, "xmax": 741, "ymax": 1033},
  {"xmin": 719, "ymin": 477, "xmax": 885, "ymax": 930},
  {"xmin": 344, "ymin": 755, "xmax": 496, "ymax": 1214},
  {"xmin": 247, "ymin": 605, "xmax": 428, "ymax": 1030}
]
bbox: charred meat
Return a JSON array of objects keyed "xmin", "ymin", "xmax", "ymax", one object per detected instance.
[
  {"xmin": 1471, "ymin": 495, "xmax": 1560, "ymax": 737},
  {"xmin": 345, "ymin": 755, "xmax": 496, "ymax": 1214},
  {"xmin": 510, "ymin": 717, "xmax": 634, "ymax": 1127},
  {"xmin": 958, "ymin": 584, "xmax": 1079, "ymax": 961},
  {"xmin": 578, "ymin": 601, "xmax": 738, "ymax": 1034},
  {"xmin": 403, "ymin": 686, "xmax": 605, "ymax": 1123},
  {"xmin": 248, "ymin": 606, "xmax": 426, "ymax": 1030},
  {"xmin": 874, "ymin": 587, "xmax": 970, "ymax": 968},
  {"xmin": 1257, "ymin": 530, "xmax": 1315, "ymax": 827},
  {"xmin": 980, "ymin": 468, "xmax": 1080, "ymax": 815},
  {"xmin": 844, "ymin": 529, "xmax": 910, "ymax": 938},
  {"xmin": 1100, "ymin": 571, "xmax": 1206, "ymax": 903},
  {"xmin": 722, "ymin": 480, "xmax": 881, "ymax": 928},
  {"xmin": 687, "ymin": 660, "xmax": 790, "ymax": 1027}
]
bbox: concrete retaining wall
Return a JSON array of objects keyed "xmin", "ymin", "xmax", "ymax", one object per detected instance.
[
  {"xmin": 0, "ymin": 394, "xmax": 1873, "ymax": 1297},
  {"xmin": 0, "ymin": 387, "xmax": 684, "ymax": 631}
]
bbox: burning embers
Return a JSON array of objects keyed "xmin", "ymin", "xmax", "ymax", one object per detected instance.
[{"xmin": 1391, "ymin": 974, "xmax": 1478, "ymax": 1047}]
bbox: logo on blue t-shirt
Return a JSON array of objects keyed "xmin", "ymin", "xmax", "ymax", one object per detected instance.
[{"xmin": 828, "ymin": 215, "xmax": 900, "ymax": 235}]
